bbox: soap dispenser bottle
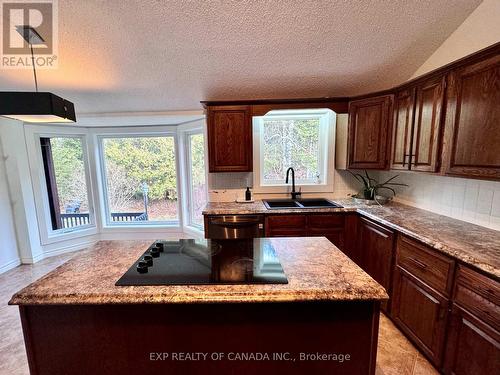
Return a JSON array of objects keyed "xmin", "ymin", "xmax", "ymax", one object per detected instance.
[{"xmin": 245, "ymin": 187, "xmax": 252, "ymax": 201}]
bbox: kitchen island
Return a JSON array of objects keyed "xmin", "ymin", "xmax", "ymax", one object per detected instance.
[{"xmin": 10, "ymin": 237, "xmax": 387, "ymax": 375}]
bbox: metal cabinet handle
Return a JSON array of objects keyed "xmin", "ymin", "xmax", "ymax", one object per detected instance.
[
  {"xmin": 211, "ymin": 220, "xmax": 258, "ymax": 227},
  {"xmin": 403, "ymin": 153, "xmax": 414, "ymax": 167},
  {"xmin": 408, "ymin": 257, "xmax": 428, "ymax": 269}
]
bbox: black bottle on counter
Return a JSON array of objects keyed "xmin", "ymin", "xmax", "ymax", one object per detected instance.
[{"xmin": 245, "ymin": 187, "xmax": 252, "ymax": 201}]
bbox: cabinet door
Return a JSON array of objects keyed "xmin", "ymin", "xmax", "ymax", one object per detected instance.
[
  {"xmin": 357, "ymin": 217, "xmax": 395, "ymax": 312},
  {"xmin": 443, "ymin": 304, "xmax": 500, "ymax": 375},
  {"xmin": 348, "ymin": 95, "xmax": 393, "ymax": 169},
  {"xmin": 207, "ymin": 106, "xmax": 252, "ymax": 172},
  {"xmin": 442, "ymin": 53, "xmax": 500, "ymax": 179},
  {"xmin": 391, "ymin": 88, "xmax": 415, "ymax": 170},
  {"xmin": 343, "ymin": 214, "xmax": 359, "ymax": 262},
  {"xmin": 411, "ymin": 76, "xmax": 445, "ymax": 172},
  {"xmin": 392, "ymin": 266, "xmax": 448, "ymax": 367},
  {"xmin": 357, "ymin": 217, "xmax": 394, "ymax": 289}
]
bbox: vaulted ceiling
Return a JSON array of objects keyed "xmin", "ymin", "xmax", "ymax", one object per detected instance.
[{"xmin": 0, "ymin": 0, "xmax": 482, "ymax": 114}]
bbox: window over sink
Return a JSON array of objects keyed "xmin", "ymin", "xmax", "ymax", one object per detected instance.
[{"xmin": 252, "ymin": 109, "xmax": 336, "ymax": 193}]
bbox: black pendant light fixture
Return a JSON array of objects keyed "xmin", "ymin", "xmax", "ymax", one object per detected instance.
[{"xmin": 0, "ymin": 26, "xmax": 76, "ymax": 123}]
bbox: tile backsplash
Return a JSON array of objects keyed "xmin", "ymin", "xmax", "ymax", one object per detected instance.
[
  {"xmin": 208, "ymin": 170, "xmax": 358, "ymax": 202},
  {"xmin": 375, "ymin": 171, "xmax": 500, "ymax": 231}
]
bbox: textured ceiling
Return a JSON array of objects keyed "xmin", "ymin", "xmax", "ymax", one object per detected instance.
[{"xmin": 0, "ymin": 0, "xmax": 481, "ymax": 114}]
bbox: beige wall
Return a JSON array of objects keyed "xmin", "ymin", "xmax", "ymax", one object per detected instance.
[{"xmin": 412, "ymin": 0, "xmax": 500, "ymax": 77}]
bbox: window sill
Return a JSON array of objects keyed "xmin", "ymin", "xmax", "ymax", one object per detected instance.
[
  {"xmin": 43, "ymin": 226, "xmax": 99, "ymax": 245},
  {"xmin": 100, "ymin": 223, "xmax": 181, "ymax": 232}
]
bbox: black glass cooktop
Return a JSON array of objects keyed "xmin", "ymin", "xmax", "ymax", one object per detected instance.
[{"xmin": 115, "ymin": 239, "xmax": 288, "ymax": 286}]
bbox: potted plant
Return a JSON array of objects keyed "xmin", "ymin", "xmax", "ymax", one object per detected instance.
[{"xmin": 347, "ymin": 170, "xmax": 408, "ymax": 204}]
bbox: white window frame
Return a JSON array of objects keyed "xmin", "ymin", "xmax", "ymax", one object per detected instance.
[
  {"xmin": 252, "ymin": 109, "xmax": 336, "ymax": 194},
  {"xmin": 24, "ymin": 125, "xmax": 98, "ymax": 245},
  {"xmin": 95, "ymin": 126, "xmax": 182, "ymax": 228},
  {"xmin": 178, "ymin": 122, "xmax": 208, "ymax": 232}
]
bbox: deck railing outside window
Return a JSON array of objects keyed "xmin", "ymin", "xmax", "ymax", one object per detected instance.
[{"xmin": 60, "ymin": 212, "xmax": 147, "ymax": 229}]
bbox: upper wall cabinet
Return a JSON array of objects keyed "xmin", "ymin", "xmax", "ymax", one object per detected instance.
[
  {"xmin": 391, "ymin": 88, "xmax": 415, "ymax": 170},
  {"xmin": 391, "ymin": 76, "xmax": 445, "ymax": 172},
  {"xmin": 206, "ymin": 105, "xmax": 253, "ymax": 173},
  {"xmin": 348, "ymin": 95, "xmax": 393, "ymax": 169},
  {"xmin": 442, "ymin": 53, "xmax": 500, "ymax": 180},
  {"xmin": 412, "ymin": 76, "xmax": 445, "ymax": 172}
]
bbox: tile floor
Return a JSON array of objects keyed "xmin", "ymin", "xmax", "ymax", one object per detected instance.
[{"xmin": 0, "ymin": 253, "xmax": 438, "ymax": 375}]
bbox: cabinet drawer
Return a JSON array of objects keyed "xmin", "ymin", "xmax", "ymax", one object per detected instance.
[
  {"xmin": 307, "ymin": 214, "xmax": 345, "ymax": 229},
  {"xmin": 265, "ymin": 215, "xmax": 307, "ymax": 236},
  {"xmin": 397, "ymin": 236, "xmax": 454, "ymax": 296},
  {"xmin": 453, "ymin": 266, "xmax": 500, "ymax": 330},
  {"xmin": 267, "ymin": 215, "xmax": 306, "ymax": 228}
]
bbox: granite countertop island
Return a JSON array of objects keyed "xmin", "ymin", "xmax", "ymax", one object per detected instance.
[
  {"xmin": 10, "ymin": 237, "xmax": 386, "ymax": 375},
  {"xmin": 9, "ymin": 237, "xmax": 387, "ymax": 305},
  {"xmin": 203, "ymin": 199, "xmax": 500, "ymax": 279}
]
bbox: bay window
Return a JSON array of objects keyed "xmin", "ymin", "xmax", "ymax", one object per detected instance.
[
  {"xmin": 40, "ymin": 136, "xmax": 93, "ymax": 231},
  {"xmin": 185, "ymin": 131, "xmax": 207, "ymax": 228},
  {"xmin": 99, "ymin": 135, "xmax": 179, "ymax": 226}
]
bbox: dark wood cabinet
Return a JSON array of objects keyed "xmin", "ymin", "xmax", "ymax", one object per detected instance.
[
  {"xmin": 442, "ymin": 52, "xmax": 500, "ymax": 180},
  {"xmin": 265, "ymin": 214, "xmax": 345, "ymax": 250},
  {"xmin": 206, "ymin": 105, "xmax": 253, "ymax": 172},
  {"xmin": 391, "ymin": 236, "xmax": 455, "ymax": 367},
  {"xmin": 348, "ymin": 95, "xmax": 393, "ymax": 169},
  {"xmin": 392, "ymin": 266, "xmax": 449, "ymax": 367},
  {"xmin": 397, "ymin": 235, "xmax": 455, "ymax": 296},
  {"xmin": 356, "ymin": 217, "xmax": 395, "ymax": 312},
  {"xmin": 391, "ymin": 88, "xmax": 415, "ymax": 170},
  {"xmin": 411, "ymin": 75, "xmax": 445, "ymax": 172},
  {"xmin": 443, "ymin": 304, "xmax": 500, "ymax": 375},
  {"xmin": 390, "ymin": 76, "xmax": 445, "ymax": 172},
  {"xmin": 265, "ymin": 215, "xmax": 307, "ymax": 237},
  {"xmin": 342, "ymin": 213, "xmax": 359, "ymax": 262},
  {"xmin": 443, "ymin": 266, "xmax": 500, "ymax": 374}
]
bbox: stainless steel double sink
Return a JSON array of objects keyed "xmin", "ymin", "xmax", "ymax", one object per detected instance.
[{"xmin": 263, "ymin": 198, "xmax": 343, "ymax": 210}]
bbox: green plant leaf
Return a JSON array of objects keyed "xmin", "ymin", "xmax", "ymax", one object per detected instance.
[
  {"xmin": 348, "ymin": 170, "xmax": 369, "ymax": 188},
  {"xmin": 379, "ymin": 175, "xmax": 401, "ymax": 186}
]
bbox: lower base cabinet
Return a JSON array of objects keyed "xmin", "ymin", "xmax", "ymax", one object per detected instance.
[
  {"xmin": 443, "ymin": 304, "xmax": 500, "ymax": 374},
  {"xmin": 265, "ymin": 215, "xmax": 307, "ymax": 237},
  {"xmin": 391, "ymin": 266, "xmax": 448, "ymax": 367},
  {"xmin": 442, "ymin": 265, "xmax": 500, "ymax": 374},
  {"xmin": 356, "ymin": 217, "xmax": 395, "ymax": 313},
  {"xmin": 207, "ymin": 211, "xmax": 500, "ymax": 374},
  {"xmin": 265, "ymin": 214, "xmax": 345, "ymax": 250}
]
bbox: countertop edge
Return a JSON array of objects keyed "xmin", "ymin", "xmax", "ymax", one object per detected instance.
[{"xmin": 9, "ymin": 292, "xmax": 389, "ymax": 306}]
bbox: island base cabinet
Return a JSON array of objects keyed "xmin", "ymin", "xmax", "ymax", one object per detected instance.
[
  {"xmin": 19, "ymin": 301, "xmax": 381, "ymax": 375},
  {"xmin": 443, "ymin": 304, "xmax": 500, "ymax": 375},
  {"xmin": 391, "ymin": 266, "xmax": 448, "ymax": 367}
]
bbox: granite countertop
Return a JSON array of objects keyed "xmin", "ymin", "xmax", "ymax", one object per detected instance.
[
  {"xmin": 9, "ymin": 238, "xmax": 388, "ymax": 306},
  {"xmin": 202, "ymin": 200, "xmax": 356, "ymax": 215},
  {"xmin": 204, "ymin": 199, "xmax": 500, "ymax": 279}
]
